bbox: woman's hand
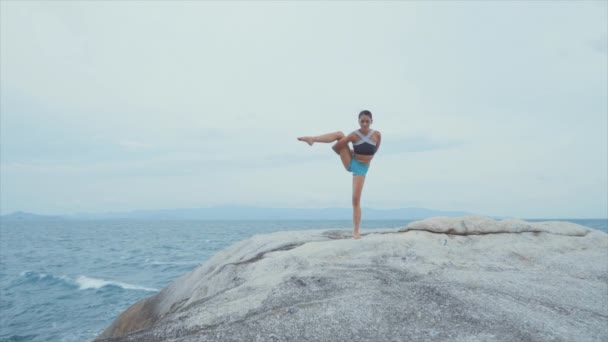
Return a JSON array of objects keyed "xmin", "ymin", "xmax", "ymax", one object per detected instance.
[{"xmin": 333, "ymin": 132, "xmax": 354, "ymax": 152}]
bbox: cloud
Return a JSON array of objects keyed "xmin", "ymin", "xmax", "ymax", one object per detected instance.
[{"xmin": 588, "ymin": 35, "xmax": 608, "ymax": 54}]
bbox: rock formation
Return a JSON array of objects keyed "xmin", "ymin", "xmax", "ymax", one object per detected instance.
[{"xmin": 96, "ymin": 216, "xmax": 608, "ymax": 341}]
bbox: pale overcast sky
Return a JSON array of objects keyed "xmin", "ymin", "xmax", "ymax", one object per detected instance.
[{"xmin": 1, "ymin": 1, "xmax": 606, "ymax": 218}]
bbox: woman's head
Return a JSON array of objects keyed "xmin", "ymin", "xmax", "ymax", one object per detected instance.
[{"xmin": 358, "ymin": 110, "xmax": 373, "ymax": 129}]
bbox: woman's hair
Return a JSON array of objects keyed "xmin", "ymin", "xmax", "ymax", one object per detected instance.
[{"xmin": 358, "ymin": 110, "xmax": 372, "ymax": 119}]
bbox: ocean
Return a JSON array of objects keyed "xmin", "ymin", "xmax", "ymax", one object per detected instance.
[{"xmin": 0, "ymin": 218, "xmax": 606, "ymax": 342}]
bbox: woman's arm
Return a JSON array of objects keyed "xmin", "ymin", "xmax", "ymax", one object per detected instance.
[{"xmin": 375, "ymin": 131, "xmax": 382, "ymax": 153}]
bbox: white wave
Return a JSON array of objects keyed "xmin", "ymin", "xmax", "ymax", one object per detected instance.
[
  {"xmin": 18, "ymin": 271, "xmax": 159, "ymax": 292},
  {"xmin": 75, "ymin": 275, "xmax": 159, "ymax": 292},
  {"xmin": 147, "ymin": 260, "xmax": 200, "ymax": 266},
  {"xmin": 19, "ymin": 270, "xmax": 71, "ymax": 282},
  {"xmin": 20, "ymin": 270, "xmax": 48, "ymax": 278}
]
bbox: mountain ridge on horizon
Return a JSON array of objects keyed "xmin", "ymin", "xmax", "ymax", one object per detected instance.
[{"xmin": 1, "ymin": 206, "xmax": 481, "ymax": 221}]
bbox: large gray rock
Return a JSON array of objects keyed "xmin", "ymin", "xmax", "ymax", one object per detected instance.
[{"xmin": 95, "ymin": 216, "xmax": 608, "ymax": 341}]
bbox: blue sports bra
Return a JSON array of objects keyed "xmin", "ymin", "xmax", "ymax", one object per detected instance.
[{"xmin": 353, "ymin": 129, "xmax": 377, "ymax": 155}]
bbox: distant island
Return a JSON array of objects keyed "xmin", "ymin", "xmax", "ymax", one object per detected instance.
[
  {"xmin": 0, "ymin": 206, "xmax": 477, "ymax": 221},
  {"xmin": 0, "ymin": 211, "xmax": 65, "ymax": 221}
]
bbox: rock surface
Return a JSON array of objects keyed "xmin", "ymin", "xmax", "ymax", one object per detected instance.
[{"xmin": 95, "ymin": 216, "xmax": 608, "ymax": 341}]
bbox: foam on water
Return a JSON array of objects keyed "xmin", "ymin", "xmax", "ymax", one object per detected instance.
[
  {"xmin": 75, "ymin": 275, "xmax": 159, "ymax": 292},
  {"xmin": 16, "ymin": 271, "xmax": 159, "ymax": 292},
  {"xmin": 16, "ymin": 271, "xmax": 75, "ymax": 287},
  {"xmin": 146, "ymin": 259, "xmax": 201, "ymax": 266}
]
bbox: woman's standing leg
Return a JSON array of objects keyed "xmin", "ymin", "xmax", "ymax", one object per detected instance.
[{"xmin": 352, "ymin": 175, "xmax": 366, "ymax": 239}]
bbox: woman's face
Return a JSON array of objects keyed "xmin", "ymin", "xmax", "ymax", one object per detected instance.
[{"xmin": 358, "ymin": 115, "xmax": 372, "ymax": 129}]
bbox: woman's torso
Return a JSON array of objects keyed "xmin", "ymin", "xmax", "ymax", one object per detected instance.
[{"xmin": 352, "ymin": 129, "xmax": 379, "ymax": 165}]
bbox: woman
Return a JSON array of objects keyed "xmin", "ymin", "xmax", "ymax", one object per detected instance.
[{"xmin": 297, "ymin": 110, "xmax": 381, "ymax": 240}]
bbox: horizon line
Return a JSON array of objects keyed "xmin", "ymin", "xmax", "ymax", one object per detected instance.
[{"xmin": 1, "ymin": 209, "xmax": 606, "ymax": 221}]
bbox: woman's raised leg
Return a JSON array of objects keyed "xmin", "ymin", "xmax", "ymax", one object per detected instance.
[
  {"xmin": 335, "ymin": 143, "xmax": 353, "ymax": 170},
  {"xmin": 298, "ymin": 131, "xmax": 352, "ymax": 169},
  {"xmin": 297, "ymin": 131, "xmax": 344, "ymax": 145}
]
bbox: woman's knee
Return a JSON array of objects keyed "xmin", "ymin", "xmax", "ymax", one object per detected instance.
[
  {"xmin": 335, "ymin": 131, "xmax": 345, "ymax": 139},
  {"xmin": 352, "ymin": 197, "xmax": 361, "ymax": 207}
]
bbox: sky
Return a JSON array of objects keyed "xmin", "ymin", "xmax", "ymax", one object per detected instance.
[{"xmin": 1, "ymin": 1, "xmax": 606, "ymax": 218}]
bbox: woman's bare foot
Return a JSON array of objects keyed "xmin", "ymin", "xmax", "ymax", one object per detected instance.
[
  {"xmin": 354, "ymin": 233, "xmax": 361, "ymax": 239},
  {"xmin": 297, "ymin": 137, "xmax": 314, "ymax": 146}
]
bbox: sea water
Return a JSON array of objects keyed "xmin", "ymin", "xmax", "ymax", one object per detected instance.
[{"xmin": 0, "ymin": 219, "xmax": 606, "ymax": 342}]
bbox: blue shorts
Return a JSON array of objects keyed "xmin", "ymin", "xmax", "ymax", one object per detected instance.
[{"xmin": 348, "ymin": 156, "xmax": 369, "ymax": 176}]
